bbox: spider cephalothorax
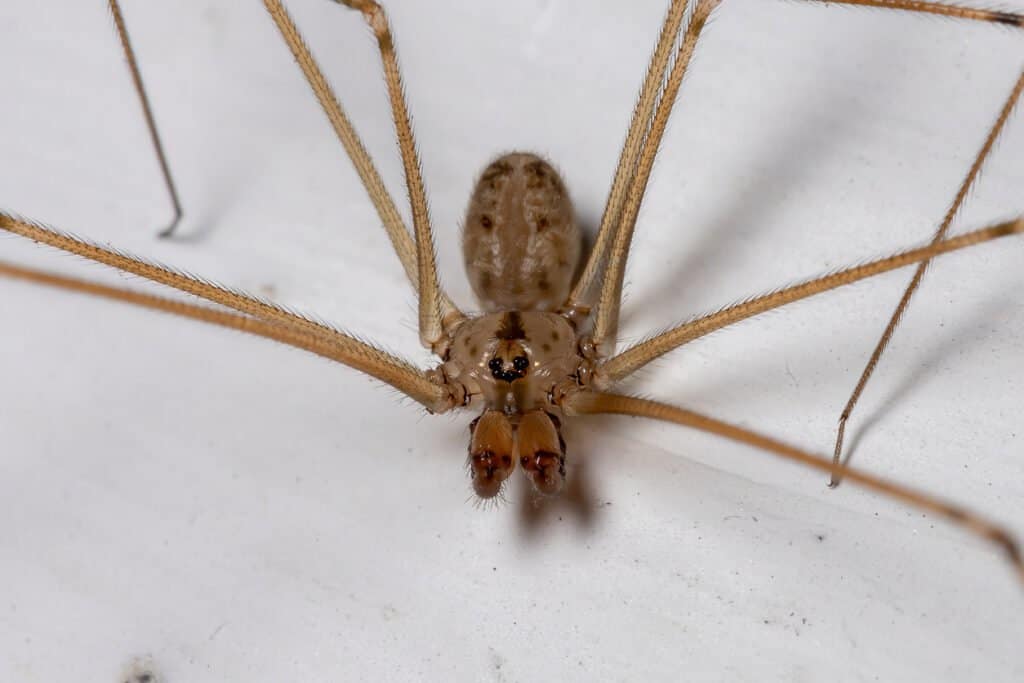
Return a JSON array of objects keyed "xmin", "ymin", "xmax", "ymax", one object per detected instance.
[{"xmin": 450, "ymin": 308, "xmax": 583, "ymax": 497}]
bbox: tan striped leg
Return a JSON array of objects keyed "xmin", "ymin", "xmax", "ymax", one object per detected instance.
[
  {"xmin": 797, "ymin": 0, "xmax": 1024, "ymax": 27},
  {"xmin": 263, "ymin": 0, "xmax": 463, "ymax": 348},
  {"xmin": 591, "ymin": 0, "xmax": 723, "ymax": 356},
  {"xmin": 586, "ymin": 0, "xmax": 1023, "ymax": 356},
  {"xmin": 596, "ymin": 218, "xmax": 1024, "ymax": 386},
  {"xmin": 0, "ymin": 212, "xmax": 457, "ymax": 413},
  {"xmin": 563, "ymin": 0, "xmax": 690, "ymax": 318},
  {"xmin": 831, "ymin": 69, "xmax": 1024, "ymax": 487},
  {"xmin": 565, "ymin": 391, "xmax": 1024, "ymax": 583},
  {"xmin": 108, "ymin": 0, "xmax": 183, "ymax": 238}
]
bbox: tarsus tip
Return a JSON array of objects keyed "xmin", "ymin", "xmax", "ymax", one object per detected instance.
[{"xmin": 157, "ymin": 213, "xmax": 183, "ymax": 240}]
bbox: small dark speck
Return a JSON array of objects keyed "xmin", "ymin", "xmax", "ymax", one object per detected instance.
[
  {"xmin": 816, "ymin": 534, "xmax": 825, "ymax": 542},
  {"xmin": 124, "ymin": 672, "xmax": 155, "ymax": 683},
  {"xmin": 121, "ymin": 658, "xmax": 160, "ymax": 683}
]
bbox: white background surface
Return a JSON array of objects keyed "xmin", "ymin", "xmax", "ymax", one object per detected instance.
[{"xmin": 1, "ymin": 1, "xmax": 1023, "ymax": 681}]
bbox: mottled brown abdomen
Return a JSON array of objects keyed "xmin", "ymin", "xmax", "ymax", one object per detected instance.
[{"xmin": 462, "ymin": 152, "xmax": 581, "ymax": 312}]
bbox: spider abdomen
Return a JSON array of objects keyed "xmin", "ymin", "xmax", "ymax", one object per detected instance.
[{"xmin": 462, "ymin": 152, "xmax": 581, "ymax": 312}]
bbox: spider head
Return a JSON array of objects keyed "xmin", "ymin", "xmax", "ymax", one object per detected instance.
[{"xmin": 448, "ymin": 310, "xmax": 582, "ymax": 411}]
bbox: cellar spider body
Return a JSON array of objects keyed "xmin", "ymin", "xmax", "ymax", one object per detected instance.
[{"xmin": 2, "ymin": 1, "xmax": 1024, "ymax": 678}]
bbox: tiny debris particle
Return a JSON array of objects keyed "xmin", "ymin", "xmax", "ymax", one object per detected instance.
[{"xmin": 120, "ymin": 657, "xmax": 160, "ymax": 683}]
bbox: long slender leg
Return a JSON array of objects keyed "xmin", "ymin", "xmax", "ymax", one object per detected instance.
[
  {"xmin": 0, "ymin": 260, "xmax": 433, "ymax": 397},
  {"xmin": 330, "ymin": 0, "xmax": 447, "ymax": 350},
  {"xmin": 565, "ymin": 391, "xmax": 1023, "ymax": 583},
  {"xmin": 0, "ymin": 212, "xmax": 455, "ymax": 412},
  {"xmin": 262, "ymin": 0, "xmax": 462, "ymax": 340},
  {"xmin": 591, "ymin": 0, "xmax": 722, "ymax": 355},
  {"xmin": 563, "ymin": 0, "xmax": 690, "ymax": 316},
  {"xmin": 797, "ymin": 0, "xmax": 1024, "ymax": 27},
  {"xmin": 585, "ymin": 0, "xmax": 1023, "ymax": 352},
  {"xmin": 107, "ymin": 0, "xmax": 183, "ymax": 238},
  {"xmin": 597, "ymin": 217, "xmax": 1024, "ymax": 386},
  {"xmin": 830, "ymin": 70, "xmax": 1024, "ymax": 486}
]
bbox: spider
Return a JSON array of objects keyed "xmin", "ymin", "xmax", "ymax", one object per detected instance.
[{"xmin": 1, "ymin": 0, "xmax": 1022, "ymax": 598}]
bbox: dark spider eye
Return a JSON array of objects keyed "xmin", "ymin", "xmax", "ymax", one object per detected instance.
[
  {"xmin": 512, "ymin": 356, "xmax": 529, "ymax": 371},
  {"xmin": 488, "ymin": 358, "xmax": 503, "ymax": 372}
]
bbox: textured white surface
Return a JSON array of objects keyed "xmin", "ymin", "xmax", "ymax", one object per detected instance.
[{"xmin": 1, "ymin": 1, "xmax": 1023, "ymax": 681}]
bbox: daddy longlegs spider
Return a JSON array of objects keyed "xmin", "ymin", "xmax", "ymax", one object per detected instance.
[{"xmin": 2, "ymin": 0, "xmax": 1023, "ymax": 592}]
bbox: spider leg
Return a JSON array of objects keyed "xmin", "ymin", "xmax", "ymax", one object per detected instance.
[
  {"xmin": 591, "ymin": 0, "xmax": 723, "ymax": 356},
  {"xmin": 564, "ymin": 391, "xmax": 1024, "ymax": 584},
  {"xmin": 831, "ymin": 69, "xmax": 1024, "ymax": 487},
  {"xmin": 582, "ymin": 0, "xmax": 1023, "ymax": 354},
  {"xmin": 596, "ymin": 217, "xmax": 1024, "ymax": 386},
  {"xmin": 796, "ymin": 0, "xmax": 1024, "ymax": 27},
  {"xmin": 0, "ymin": 213, "xmax": 456, "ymax": 413},
  {"xmin": 263, "ymin": 0, "xmax": 463, "ymax": 348},
  {"xmin": 107, "ymin": 0, "xmax": 182, "ymax": 238},
  {"xmin": 564, "ymin": 0, "xmax": 690, "ymax": 316}
]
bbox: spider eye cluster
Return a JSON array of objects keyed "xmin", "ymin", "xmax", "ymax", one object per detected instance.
[{"xmin": 488, "ymin": 355, "xmax": 529, "ymax": 382}]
